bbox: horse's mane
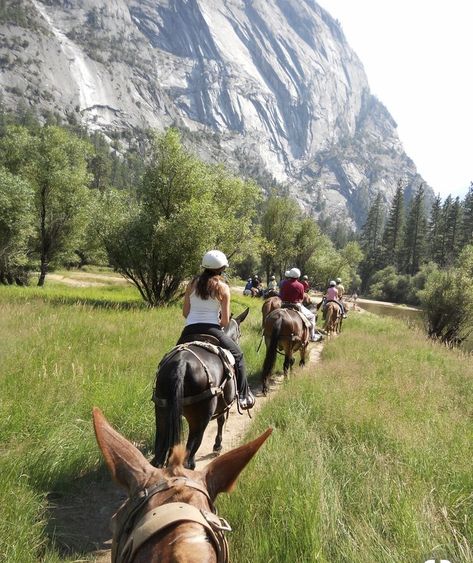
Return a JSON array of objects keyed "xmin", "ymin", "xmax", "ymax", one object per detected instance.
[{"xmin": 168, "ymin": 445, "xmax": 187, "ymax": 474}]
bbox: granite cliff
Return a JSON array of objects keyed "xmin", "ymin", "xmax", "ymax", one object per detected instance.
[{"xmin": 0, "ymin": 0, "xmax": 428, "ymax": 226}]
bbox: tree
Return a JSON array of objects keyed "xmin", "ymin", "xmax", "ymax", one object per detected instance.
[
  {"xmin": 443, "ymin": 196, "xmax": 462, "ymax": 263},
  {"xmin": 0, "ymin": 125, "xmax": 92, "ymax": 285},
  {"xmin": 380, "ymin": 180, "xmax": 404, "ymax": 270},
  {"xmin": 0, "ymin": 167, "xmax": 34, "ymax": 284},
  {"xmin": 98, "ymin": 129, "xmax": 260, "ymax": 305},
  {"xmin": 359, "ymin": 192, "xmax": 384, "ymax": 289},
  {"xmin": 260, "ymin": 193, "xmax": 300, "ymax": 281},
  {"xmin": 292, "ymin": 218, "xmax": 322, "ymax": 274},
  {"xmin": 460, "ymin": 183, "xmax": 473, "ymax": 247},
  {"xmin": 427, "ymin": 193, "xmax": 443, "ymax": 265},
  {"xmin": 28, "ymin": 127, "xmax": 92, "ymax": 285},
  {"xmin": 420, "ymin": 246, "xmax": 473, "ymax": 346},
  {"xmin": 400, "ymin": 184, "xmax": 427, "ymax": 275}
]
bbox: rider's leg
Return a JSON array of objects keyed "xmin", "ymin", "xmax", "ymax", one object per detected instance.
[
  {"xmin": 300, "ymin": 304, "xmax": 318, "ymax": 341},
  {"xmin": 205, "ymin": 327, "xmax": 255, "ymax": 409}
]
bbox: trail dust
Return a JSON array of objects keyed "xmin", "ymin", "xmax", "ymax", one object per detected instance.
[{"xmin": 47, "ymin": 319, "xmax": 332, "ymax": 561}]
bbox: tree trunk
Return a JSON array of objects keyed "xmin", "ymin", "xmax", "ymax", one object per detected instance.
[{"xmin": 37, "ymin": 259, "xmax": 48, "ymax": 287}]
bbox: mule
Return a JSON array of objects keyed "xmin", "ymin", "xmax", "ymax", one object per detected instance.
[
  {"xmin": 93, "ymin": 408, "xmax": 271, "ymax": 563},
  {"xmin": 152, "ymin": 308, "xmax": 249, "ymax": 470},
  {"xmin": 261, "ymin": 295, "xmax": 281, "ymax": 327},
  {"xmin": 261, "ymin": 307, "xmax": 309, "ymax": 395},
  {"xmin": 324, "ymin": 301, "xmax": 341, "ymax": 336}
]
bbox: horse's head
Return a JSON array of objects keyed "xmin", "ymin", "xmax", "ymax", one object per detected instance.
[
  {"xmin": 224, "ymin": 307, "xmax": 249, "ymax": 343},
  {"xmin": 93, "ymin": 407, "xmax": 271, "ymax": 562}
]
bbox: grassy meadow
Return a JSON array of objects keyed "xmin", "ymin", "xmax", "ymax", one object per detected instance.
[{"xmin": 1, "ymin": 278, "xmax": 472, "ymax": 562}]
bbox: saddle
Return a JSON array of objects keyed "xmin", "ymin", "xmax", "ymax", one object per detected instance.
[
  {"xmin": 153, "ymin": 337, "xmax": 236, "ymax": 408},
  {"xmin": 281, "ymin": 302, "xmax": 312, "ymax": 330}
]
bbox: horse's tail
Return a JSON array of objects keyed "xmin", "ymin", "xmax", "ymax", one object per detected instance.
[
  {"xmin": 262, "ymin": 315, "xmax": 282, "ymax": 383},
  {"xmin": 153, "ymin": 357, "xmax": 185, "ymax": 466}
]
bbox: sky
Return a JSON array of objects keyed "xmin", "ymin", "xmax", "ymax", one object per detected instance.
[{"xmin": 319, "ymin": 0, "xmax": 472, "ymax": 199}]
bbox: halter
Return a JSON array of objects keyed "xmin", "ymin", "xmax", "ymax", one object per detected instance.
[{"xmin": 112, "ymin": 476, "xmax": 230, "ymax": 563}]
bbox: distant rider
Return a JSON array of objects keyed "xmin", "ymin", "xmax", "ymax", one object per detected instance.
[
  {"xmin": 335, "ymin": 277, "xmax": 347, "ymax": 318},
  {"xmin": 279, "ymin": 267, "xmax": 319, "ymax": 342}
]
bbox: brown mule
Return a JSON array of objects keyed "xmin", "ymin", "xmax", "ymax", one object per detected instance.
[
  {"xmin": 261, "ymin": 295, "xmax": 281, "ymax": 327},
  {"xmin": 324, "ymin": 301, "xmax": 341, "ymax": 336},
  {"xmin": 261, "ymin": 307, "xmax": 309, "ymax": 395},
  {"xmin": 93, "ymin": 408, "xmax": 272, "ymax": 563}
]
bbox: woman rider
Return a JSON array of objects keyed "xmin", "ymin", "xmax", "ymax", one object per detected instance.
[{"xmin": 178, "ymin": 250, "xmax": 255, "ymax": 410}]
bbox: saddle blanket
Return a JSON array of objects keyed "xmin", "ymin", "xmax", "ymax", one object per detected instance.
[
  {"xmin": 159, "ymin": 341, "xmax": 235, "ymax": 373},
  {"xmin": 281, "ymin": 303, "xmax": 312, "ymax": 330}
]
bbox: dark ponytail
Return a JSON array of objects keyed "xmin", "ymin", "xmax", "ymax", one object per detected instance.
[{"xmin": 195, "ymin": 269, "xmax": 224, "ymax": 300}]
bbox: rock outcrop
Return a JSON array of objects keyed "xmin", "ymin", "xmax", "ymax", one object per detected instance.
[{"xmin": 0, "ymin": 0, "xmax": 428, "ymax": 226}]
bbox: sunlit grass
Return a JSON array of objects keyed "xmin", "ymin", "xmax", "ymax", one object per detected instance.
[{"xmin": 220, "ymin": 313, "xmax": 473, "ymax": 563}]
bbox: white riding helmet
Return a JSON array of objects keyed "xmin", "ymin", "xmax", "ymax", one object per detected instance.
[
  {"xmin": 284, "ymin": 270, "xmax": 290, "ymax": 277},
  {"xmin": 302, "ymin": 275, "xmax": 308, "ymax": 280},
  {"xmin": 329, "ymin": 280, "xmax": 336, "ymax": 286},
  {"xmin": 288, "ymin": 267, "xmax": 301, "ymax": 279},
  {"xmin": 201, "ymin": 250, "xmax": 228, "ymax": 270},
  {"xmin": 336, "ymin": 277, "xmax": 342, "ymax": 283},
  {"xmin": 270, "ymin": 275, "xmax": 276, "ymax": 280}
]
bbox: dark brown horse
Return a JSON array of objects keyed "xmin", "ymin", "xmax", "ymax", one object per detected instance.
[
  {"xmin": 261, "ymin": 295, "xmax": 281, "ymax": 326},
  {"xmin": 152, "ymin": 308, "xmax": 249, "ymax": 470},
  {"xmin": 261, "ymin": 307, "xmax": 309, "ymax": 395},
  {"xmin": 93, "ymin": 408, "xmax": 271, "ymax": 563},
  {"xmin": 324, "ymin": 301, "xmax": 341, "ymax": 336}
]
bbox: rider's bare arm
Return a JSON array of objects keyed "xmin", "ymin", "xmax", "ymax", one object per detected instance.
[{"xmin": 219, "ymin": 282, "xmax": 231, "ymax": 328}]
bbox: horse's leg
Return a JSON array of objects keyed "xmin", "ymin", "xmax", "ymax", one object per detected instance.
[
  {"xmin": 299, "ymin": 343, "xmax": 307, "ymax": 367},
  {"xmin": 184, "ymin": 399, "xmax": 216, "ymax": 470},
  {"xmin": 213, "ymin": 413, "xmax": 225, "ymax": 454}
]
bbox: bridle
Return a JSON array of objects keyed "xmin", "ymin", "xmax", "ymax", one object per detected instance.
[{"xmin": 112, "ymin": 476, "xmax": 231, "ymax": 563}]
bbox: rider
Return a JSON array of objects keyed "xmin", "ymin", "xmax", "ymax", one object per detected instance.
[
  {"xmin": 335, "ymin": 277, "xmax": 347, "ymax": 318},
  {"xmin": 243, "ymin": 277, "xmax": 253, "ymax": 296},
  {"xmin": 301, "ymin": 275, "xmax": 310, "ymax": 292},
  {"xmin": 324, "ymin": 280, "xmax": 345, "ymax": 318},
  {"xmin": 179, "ymin": 250, "xmax": 255, "ymax": 410},
  {"xmin": 266, "ymin": 275, "xmax": 278, "ymax": 294},
  {"xmin": 279, "ymin": 267, "xmax": 319, "ymax": 342}
]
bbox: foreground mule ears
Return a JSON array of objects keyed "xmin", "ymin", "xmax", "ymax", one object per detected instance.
[
  {"xmin": 93, "ymin": 407, "xmax": 158, "ymax": 494},
  {"xmin": 234, "ymin": 307, "xmax": 250, "ymax": 325},
  {"xmin": 202, "ymin": 427, "xmax": 272, "ymax": 500}
]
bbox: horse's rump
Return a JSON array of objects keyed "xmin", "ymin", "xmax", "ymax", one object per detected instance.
[
  {"xmin": 264, "ymin": 308, "xmax": 307, "ymax": 345},
  {"xmin": 153, "ymin": 344, "xmax": 236, "ymax": 410}
]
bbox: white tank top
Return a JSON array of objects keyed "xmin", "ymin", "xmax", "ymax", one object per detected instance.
[{"xmin": 185, "ymin": 290, "xmax": 221, "ymax": 326}]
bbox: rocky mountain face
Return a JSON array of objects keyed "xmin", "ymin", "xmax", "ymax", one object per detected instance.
[{"xmin": 0, "ymin": 0, "xmax": 428, "ymax": 227}]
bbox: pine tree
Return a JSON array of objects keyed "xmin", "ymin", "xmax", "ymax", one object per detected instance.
[
  {"xmin": 359, "ymin": 192, "xmax": 384, "ymax": 289},
  {"xmin": 443, "ymin": 196, "xmax": 462, "ymax": 264},
  {"xmin": 381, "ymin": 180, "xmax": 404, "ymax": 270},
  {"xmin": 401, "ymin": 184, "xmax": 427, "ymax": 275},
  {"xmin": 460, "ymin": 182, "xmax": 473, "ymax": 247},
  {"xmin": 427, "ymin": 193, "xmax": 443, "ymax": 265}
]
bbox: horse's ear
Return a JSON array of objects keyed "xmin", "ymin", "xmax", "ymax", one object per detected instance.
[
  {"xmin": 93, "ymin": 407, "xmax": 159, "ymax": 494},
  {"xmin": 201, "ymin": 428, "xmax": 272, "ymax": 500},
  {"xmin": 234, "ymin": 307, "xmax": 250, "ymax": 325}
]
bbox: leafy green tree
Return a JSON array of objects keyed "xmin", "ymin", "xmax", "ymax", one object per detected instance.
[
  {"xmin": 98, "ymin": 129, "xmax": 260, "ymax": 305},
  {"xmin": 400, "ymin": 184, "xmax": 427, "ymax": 275},
  {"xmin": 420, "ymin": 246, "xmax": 473, "ymax": 346},
  {"xmin": 0, "ymin": 125, "xmax": 92, "ymax": 285},
  {"xmin": 0, "ymin": 167, "xmax": 34, "ymax": 284},
  {"xmin": 443, "ymin": 196, "xmax": 463, "ymax": 263},
  {"xmin": 292, "ymin": 218, "xmax": 322, "ymax": 274},
  {"xmin": 28, "ymin": 127, "xmax": 92, "ymax": 285},
  {"xmin": 260, "ymin": 193, "xmax": 300, "ymax": 281},
  {"xmin": 380, "ymin": 180, "xmax": 404, "ymax": 270}
]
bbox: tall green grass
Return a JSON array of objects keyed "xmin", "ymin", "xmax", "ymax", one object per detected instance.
[
  {"xmin": 0, "ymin": 285, "xmax": 262, "ymax": 561},
  {"xmin": 220, "ymin": 313, "xmax": 472, "ymax": 562}
]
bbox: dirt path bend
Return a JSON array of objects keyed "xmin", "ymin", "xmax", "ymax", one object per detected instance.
[{"xmin": 89, "ymin": 341, "xmax": 324, "ymax": 562}]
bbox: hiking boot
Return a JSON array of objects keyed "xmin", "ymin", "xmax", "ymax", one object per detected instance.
[
  {"xmin": 239, "ymin": 390, "xmax": 255, "ymax": 410},
  {"xmin": 310, "ymin": 334, "xmax": 322, "ymax": 342},
  {"xmin": 342, "ymin": 314, "xmax": 347, "ymax": 319}
]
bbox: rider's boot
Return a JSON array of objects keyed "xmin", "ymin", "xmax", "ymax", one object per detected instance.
[{"xmin": 239, "ymin": 389, "xmax": 255, "ymax": 410}]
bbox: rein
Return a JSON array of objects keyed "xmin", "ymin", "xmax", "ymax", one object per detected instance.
[{"xmin": 112, "ymin": 476, "xmax": 230, "ymax": 563}]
